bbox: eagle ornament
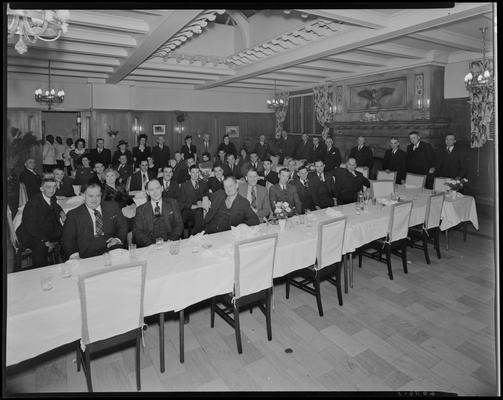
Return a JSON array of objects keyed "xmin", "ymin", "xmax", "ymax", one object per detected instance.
[{"xmin": 358, "ymin": 87, "xmax": 394, "ymax": 109}]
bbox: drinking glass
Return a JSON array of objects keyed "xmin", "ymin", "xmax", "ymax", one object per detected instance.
[
  {"xmin": 61, "ymin": 263, "xmax": 72, "ymax": 278},
  {"xmin": 156, "ymin": 237, "xmax": 164, "ymax": 250},
  {"xmin": 103, "ymin": 252, "xmax": 112, "ymax": 266},
  {"xmin": 299, "ymin": 214, "xmax": 305, "ymax": 224},
  {"xmin": 129, "ymin": 243, "xmax": 137, "ymax": 259},
  {"xmin": 41, "ymin": 275, "xmax": 53, "ymax": 291},
  {"xmin": 169, "ymin": 240, "xmax": 180, "ymax": 255},
  {"xmin": 305, "ymin": 210, "xmax": 312, "ymax": 227}
]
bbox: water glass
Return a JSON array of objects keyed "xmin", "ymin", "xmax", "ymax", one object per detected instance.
[
  {"xmin": 128, "ymin": 243, "xmax": 137, "ymax": 259},
  {"xmin": 169, "ymin": 240, "xmax": 180, "ymax": 255},
  {"xmin": 41, "ymin": 275, "xmax": 53, "ymax": 291},
  {"xmin": 156, "ymin": 237, "xmax": 164, "ymax": 250},
  {"xmin": 61, "ymin": 263, "xmax": 72, "ymax": 278},
  {"xmin": 305, "ymin": 210, "xmax": 312, "ymax": 227},
  {"xmin": 103, "ymin": 252, "xmax": 112, "ymax": 267},
  {"xmin": 299, "ymin": 214, "xmax": 305, "ymax": 224}
]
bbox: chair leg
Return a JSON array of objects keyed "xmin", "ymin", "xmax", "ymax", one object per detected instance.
[
  {"xmin": 462, "ymin": 222, "xmax": 468, "ymax": 242},
  {"xmin": 159, "ymin": 312, "xmax": 165, "ymax": 373},
  {"xmin": 84, "ymin": 350, "xmax": 93, "ymax": 392},
  {"xmin": 434, "ymin": 229, "xmax": 441, "ymax": 259},
  {"xmin": 335, "ymin": 263, "xmax": 343, "ymax": 306},
  {"xmin": 210, "ymin": 298, "xmax": 215, "ymax": 328},
  {"xmin": 358, "ymin": 250, "xmax": 362, "ymax": 268},
  {"xmin": 76, "ymin": 344, "xmax": 81, "ymax": 372},
  {"xmin": 401, "ymin": 243, "xmax": 408, "ymax": 274},
  {"xmin": 285, "ymin": 274, "xmax": 290, "ymax": 299},
  {"xmin": 314, "ymin": 274, "xmax": 324, "ymax": 316},
  {"xmin": 445, "ymin": 229, "xmax": 449, "ymax": 250},
  {"xmin": 234, "ymin": 305, "xmax": 243, "ymax": 354},
  {"xmin": 179, "ymin": 310, "xmax": 184, "ymax": 364},
  {"xmin": 266, "ymin": 290, "xmax": 272, "ymax": 341},
  {"xmin": 136, "ymin": 330, "xmax": 141, "ymax": 391},
  {"xmin": 422, "ymin": 231, "xmax": 430, "ymax": 265},
  {"xmin": 385, "ymin": 245, "xmax": 393, "ymax": 280}
]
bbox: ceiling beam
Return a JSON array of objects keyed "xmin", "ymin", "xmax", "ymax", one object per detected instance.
[
  {"xmin": 409, "ymin": 28, "xmax": 492, "ymax": 53},
  {"xmin": 197, "ymin": 3, "xmax": 492, "ymax": 90},
  {"xmin": 7, "ymin": 48, "xmax": 121, "ymax": 66},
  {"xmin": 324, "ymin": 53, "xmax": 388, "ymax": 67},
  {"xmin": 7, "ymin": 66, "xmax": 109, "ymax": 79},
  {"xmin": 295, "ymin": 9, "xmax": 388, "ymax": 29},
  {"xmin": 278, "ymin": 67, "xmax": 334, "ymax": 78},
  {"xmin": 140, "ymin": 60, "xmax": 235, "ymax": 76},
  {"xmin": 126, "ymin": 76, "xmax": 204, "ymax": 85},
  {"xmin": 296, "ymin": 59, "xmax": 365, "ymax": 72},
  {"xmin": 130, "ymin": 69, "xmax": 220, "ymax": 80},
  {"xmin": 7, "ymin": 40, "xmax": 129, "ymax": 58},
  {"xmin": 241, "ymin": 78, "xmax": 300, "ymax": 86},
  {"xmin": 107, "ymin": 10, "xmax": 203, "ymax": 84},
  {"xmin": 258, "ymin": 73, "xmax": 324, "ymax": 83},
  {"xmin": 58, "ymin": 26, "xmax": 137, "ymax": 47},
  {"xmin": 68, "ymin": 10, "xmax": 150, "ymax": 34},
  {"xmin": 8, "ymin": 58, "xmax": 115, "ymax": 73},
  {"xmin": 357, "ymin": 42, "xmax": 427, "ymax": 59}
]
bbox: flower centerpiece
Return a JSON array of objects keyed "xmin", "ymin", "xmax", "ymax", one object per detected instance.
[
  {"xmin": 107, "ymin": 128, "xmax": 119, "ymax": 138},
  {"xmin": 445, "ymin": 177, "xmax": 468, "ymax": 191},
  {"xmin": 274, "ymin": 201, "xmax": 291, "ymax": 231}
]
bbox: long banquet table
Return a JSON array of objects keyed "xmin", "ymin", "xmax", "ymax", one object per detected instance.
[{"xmin": 6, "ymin": 186, "xmax": 478, "ymax": 366}]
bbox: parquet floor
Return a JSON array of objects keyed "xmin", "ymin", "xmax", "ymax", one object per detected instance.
[{"xmin": 5, "ymin": 224, "xmax": 498, "ymax": 395}]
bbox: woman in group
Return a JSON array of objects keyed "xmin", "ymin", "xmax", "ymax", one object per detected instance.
[
  {"xmin": 102, "ymin": 168, "xmax": 136, "ymax": 234},
  {"xmin": 237, "ymin": 147, "xmax": 251, "ymax": 178},
  {"xmin": 62, "ymin": 137, "xmax": 74, "ymax": 176},
  {"xmin": 70, "ymin": 138, "xmax": 88, "ymax": 171},
  {"xmin": 180, "ymin": 135, "xmax": 197, "ymax": 162},
  {"xmin": 132, "ymin": 134, "xmax": 151, "ymax": 169}
]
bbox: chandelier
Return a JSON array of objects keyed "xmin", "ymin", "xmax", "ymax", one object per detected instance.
[
  {"xmin": 7, "ymin": 4, "xmax": 69, "ymax": 55},
  {"xmin": 266, "ymin": 80, "xmax": 286, "ymax": 110},
  {"xmin": 464, "ymin": 27, "xmax": 494, "ymax": 93},
  {"xmin": 34, "ymin": 60, "xmax": 65, "ymax": 110}
]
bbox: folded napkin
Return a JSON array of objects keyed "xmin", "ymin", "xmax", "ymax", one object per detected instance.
[
  {"xmin": 231, "ymin": 224, "xmax": 260, "ymax": 241},
  {"xmin": 326, "ymin": 208, "xmax": 343, "ymax": 218},
  {"xmin": 404, "ymin": 184, "xmax": 420, "ymax": 189}
]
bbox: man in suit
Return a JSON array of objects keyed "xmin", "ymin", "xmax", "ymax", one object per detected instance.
[
  {"xmin": 171, "ymin": 152, "xmax": 184, "ymax": 183},
  {"xmin": 310, "ymin": 137, "xmax": 326, "ymax": 164},
  {"xmin": 223, "ymin": 153, "xmax": 240, "ymax": 178},
  {"xmin": 287, "ymin": 159, "xmax": 298, "ymax": 182},
  {"xmin": 238, "ymin": 168, "xmax": 272, "ymax": 220},
  {"xmin": 350, "ymin": 136, "xmax": 374, "ymax": 170},
  {"xmin": 309, "ymin": 159, "xmax": 337, "ymax": 209},
  {"xmin": 295, "ymin": 133, "xmax": 312, "ymax": 160},
  {"xmin": 116, "ymin": 154, "xmax": 133, "ymax": 185},
  {"xmin": 435, "ymin": 134, "xmax": 467, "ymax": 179},
  {"xmin": 207, "ymin": 165, "xmax": 225, "ymax": 194},
  {"xmin": 203, "ymin": 176, "xmax": 259, "ymax": 234},
  {"xmin": 405, "ymin": 131, "xmax": 436, "ymax": 188},
  {"xmin": 382, "ymin": 137, "xmax": 406, "ymax": 184},
  {"xmin": 291, "ymin": 164, "xmax": 314, "ymax": 213},
  {"xmin": 19, "ymin": 158, "xmax": 42, "ymax": 199},
  {"xmin": 42, "ymin": 134, "xmax": 57, "ymax": 173},
  {"xmin": 254, "ymin": 135, "xmax": 270, "ymax": 161},
  {"xmin": 74, "ymin": 155, "xmax": 96, "ymax": 186},
  {"xmin": 62, "ymin": 182, "xmax": 127, "ymax": 259},
  {"xmin": 179, "ymin": 165, "xmax": 209, "ymax": 236},
  {"xmin": 88, "ymin": 161, "xmax": 106, "ymax": 185},
  {"xmin": 248, "ymin": 151, "xmax": 264, "ymax": 175},
  {"xmin": 151, "ymin": 135, "xmax": 171, "ymax": 170},
  {"xmin": 176, "ymin": 156, "xmax": 195, "ymax": 184},
  {"xmin": 324, "ymin": 136, "xmax": 342, "ymax": 173},
  {"xmin": 269, "ymin": 168, "xmax": 302, "ymax": 216},
  {"xmin": 198, "ymin": 133, "xmax": 213, "ymax": 160},
  {"xmin": 53, "ymin": 167, "xmax": 75, "ymax": 197},
  {"xmin": 133, "ymin": 179, "xmax": 183, "ymax": 247},
  {"xmin": 16, "ymin": 176, "xmax": 65, "ymax": 268},
  {"xmin": 279, "ymin": 131, "xmax": 297, "ymax": 163},
  {"xmin": 258, "ymin": 159, "xmax": 279, "ymax": 187},
  {"xmin": 129, "ymin": 159, "xmax": 156, "ymax": 191},
  {"xmin": 159, "ymin": 166, "xmax": 181, "ymax": 202},
  {"xmin": 89, "ymin": 138, "xmax": 112, "ymax": 168},
  {"xmin": 112, "ymin": 140, "xmax": 133, "ymax": 167},
  {"xmin": 333, "ymin": 157, "xmax": 370, "ymax": 205}
]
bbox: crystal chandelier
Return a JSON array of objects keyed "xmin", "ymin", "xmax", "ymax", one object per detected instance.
[
  {"xmin": 266, "ymin": 80, "xmax": 286, "ymax": 110},
  {"xmin": 7, "ymin": 4, "xmax": 69, "ymax": 55},
  {"xmin": 464, "ymin": 27, "xmax": 494, "ymax": 93},
  {"xmin": 34, "ymin": 60, "xmax": 65, "ymax": 110}
]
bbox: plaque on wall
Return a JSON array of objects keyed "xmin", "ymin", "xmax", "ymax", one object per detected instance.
[{"xmin": 348, "ymin": 78, "xmax": 407, "ymax": 112}]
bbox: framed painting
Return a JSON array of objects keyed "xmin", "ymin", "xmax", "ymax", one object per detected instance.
[
  {"xmin": 225, "ymin": 125, "xmax": 239, "ymax": 138},
  {"xmin": 153, "ymin": 124, "xmax": 166, "ymax": 135}
]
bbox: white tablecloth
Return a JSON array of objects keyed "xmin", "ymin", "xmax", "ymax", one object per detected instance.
[{"xmin": 6, "ymin": 188, "xmax": 479, "ymax": 366}]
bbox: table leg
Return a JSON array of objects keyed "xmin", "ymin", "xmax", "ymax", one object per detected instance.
[
  {"xmin": 349, "ymin": 252, "xmax": 354, "ymax": 289},
  {"xmin": 445, "ymin": 229, "xmax": 449, "ymax": 250},
  {"xmin": 343, "ymin": 254, "xmax": 348, "ymax": 294}
]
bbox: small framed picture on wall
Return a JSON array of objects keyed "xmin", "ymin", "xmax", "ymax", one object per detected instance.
[
  {"xmin": 153, "ymin": 124, "xmax": 166, "ymax": 135},
  {"xmin": 225, "ymin": 125, "xmax": 239, "ymax": 138}
]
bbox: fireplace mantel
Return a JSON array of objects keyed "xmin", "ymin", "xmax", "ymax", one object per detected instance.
[{"xmin": 328, "ymin": 119, "xmax": 449, "ymax": 138}]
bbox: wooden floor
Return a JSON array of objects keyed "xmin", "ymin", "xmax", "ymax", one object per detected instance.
[{"xmin": 5, "ymin": 224, "xmax": 498, "ymax": 395}]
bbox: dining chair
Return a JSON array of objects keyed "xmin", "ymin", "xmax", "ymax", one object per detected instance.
[
  {"xmin": 408, "ymin": 193, "xmax": 444, "ymax": 264},
  {"xmin": 376, "ymin": 170, "xmax": 397, "ymax": 182},
  {"xmin": 371, "ymin": 180, "xmax": 395, "ymax": 199},
  {"xmin": 358, "ymin": 201, "xmax": 413, "ymax": 280},
  {"xmin": 405, "ymin": 173, "xmax": 426, "ymax": 188},
  {"xmin": 286, "ymin": 216, "xmax": 347, "ymax": 316},
  {"xmin": 433, "ymin": 177, "xmax": 449, "ymax": 192},
  {"xmin": 76, "ymin": 261, "xmax": 147, "ymax": 392},
  {"xmin": 210, "ymin": 233, "xmax": 278, "ymax": 354},
  {"xmin": 356, "ymin": 167, "xmax": 369, "ymax": 178}
]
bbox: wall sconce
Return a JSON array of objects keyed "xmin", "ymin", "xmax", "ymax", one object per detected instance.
[
  {"xmin": 133, "ymin": 117, "xmax": 142, "ymax": 134},
  {"xmin": 76, "ymin": 113, "xmax": 81, "ymax": 125},
  {"xmin": 174, "ymin": 122, "xmax": 184, "ymax": 134},
  {"xmin": 416, "ymin": 98, "xmax": 430, "ymax": 120}
]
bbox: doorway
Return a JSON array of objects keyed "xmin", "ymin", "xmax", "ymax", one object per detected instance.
[{"xmin": 41, "ymin": 111, "xmax": 80, "ymax": 143}]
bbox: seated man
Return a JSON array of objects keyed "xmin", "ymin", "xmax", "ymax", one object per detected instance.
[
  {"xmin": 258, "ymin": 158, "xmax": 279, "ymax": 187},
  {"xmin": 133, "ymin": 179, "xmax": 183, "ymax": 247},
  {"xmin": 62, "ymin": 182, "xmax": 127, "ymax": 259},
  {"xmin": 324, "ymin": 136, "xmax": 342, "ymax": 173},
  {"xmin": 287, "ymin": 159, "xmax": 298, "ymax": 182},
  {"xmin": 333, "ymin": 157, "xmax": 370, "ymax": 205},
  {"xmin": 207, "ymin": 165, "xmax": 225, "ymax": 194},
  {"xmin": 248, "ymin": 151, "xmax": 264, "ymax": 175},
  {"xmin": 19, "ymin": 158, "xmax": 42, "ymax": 200},
  {"xmin": 88, "ymin": 161, "xmax": 106, "ymax": 185},
  {"xmin": 129, "ymin": 159, "xmax": 156, "ymax": 191},
  {"xmin": 214, "ymin": 149, "xmax": 227, "ymax": 168},
  {"xmin": 222, "ymin": 153, "xmax": 240, "ymax": 178},
  {"xmin": 268, "ymin": 168, "xmax": 302, "ymax": 216},
  {"xmin": 179, "ymin": 165, "xmax": 209, "ymax": 236},
  {"xmin": 238, "ymin": 168, "xmax": 272, "ymax": 220},
  {"xmin": 159, "ymin": 166, "xmax": 181, "ymax": 202},
  {"xmin": 309, "ymin": 159, "xmax": 337, "ymax": 209},
  {"xmin": 291, "ymin": 164, "xmax": 314, "ymax": 213},
  {"xmin": 53, "ymin": 167, "xmax": 75, "ymax": 197},
  {"xmin": 199, "ymin": 152, "xmax": 214, "ymax": 170},
  {"xmin": 16, "ymin": 175, "xmax": 66, "ymax": 268},
  {"xmin": 116, "ymin": 154, "xmax": 133, "ymax": 185},
  {"xmin": 176, "ymin": 156, "xmax": 195, "ymax": 184},
  {"xmin": 73, "ymin": 155, "xmax": 95, "ymax": 186},
  {"xmin": 203, "ymin": 176, "xmax": 259, "ymax": 234}
]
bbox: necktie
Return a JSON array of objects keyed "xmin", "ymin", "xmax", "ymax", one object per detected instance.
[
  {"xmin": 447, "ymin": 146, "xmax": 452, "ymax": 153},
  {"xmin": 56, "ymin": 181, "xmax": 61, "ymax": 190},
  {"xmin": 205, "ymin": 142, "xmax": 208, "ymax": 152},
  {"xmin": 118, "ymin": 165, "xmax": 123, "ymax": 171},
  {"xmin": 282, "ymin": 185, "xmax": 286, "ymax": 192},
  {"xmin": 304, "ymin": 179, "xmax": 309, "ymax": 188},
  {"xmin": 319, "ymin": 173, "xmax": 324, "ymax": 182},
  {"xmin": 94, "ymin": 209, "xmax": 104, "ymax": 236},
  {"xmin": 143, "ymin": 173, "xmax": 148, "ymax": 188},
  {"xmin": 358, "ymin": 146, "xmax": 362, "ymax": 151},
  {"xmin": 194, "ymin": 181, "xmax": 199, "ymax": 191},
  {"xmin": 413, "ymin": 145, "xmax": 418, "ymax": 151},
  {"xmin": 154, "ymin": 201, "xmax": 160, "ymax": 217},
  {"xmin": 251, "ymin": 186, "xmax": 257, "ymax": 209}
]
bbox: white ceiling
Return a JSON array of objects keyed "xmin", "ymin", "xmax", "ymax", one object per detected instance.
[{"xmin": 7, "ymin": 4, "xmax": 495, "ymax": 93}]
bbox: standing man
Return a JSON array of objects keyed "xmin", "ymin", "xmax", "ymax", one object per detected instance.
[
  {"xmin": 179, "ymin": 165, "xmax": 209, "ymax": 236},
  {"xmin": 89, "ymin": 138, "xmax": 112, "ymax": 168},
  {"xmin": 333, "ymin": 157, "xmax": 370, "ymax": 205},
  {"xmin": 324, "ymin": 136, "xmax": 342, "ymax": 173},
  {"xmin": 238, "ymin": 168, "xmax": 272, "ymax": 220},
  {"xmin": 279, "ymin": 131, "xmax": 297, "ymax": 163},
  {"xmin": 198, "ymin": 133, "xmax": 213, "ymax": 160},
  {"xmin": 159, "ymin": 166, "xmax": 181, "ymax": 202},
  {"xmin": 382, "ymin": 137, "xmax": 406, "ymax": 184},
  {"xmin": 405, "ymin": 131, "xmax": 436, "ymax": 187},
  {"xmin": 295, "ymin": 133, "xmax": 312, "ymax": 161},
  {"xmin": 291, "ymin": 164, "xmax": 314, "ymax": 213},
  {"xmin": 133, "ymin": 179, "xmax": 183, "ymax": 247},
  {"xmin": 435, "ymin": 134, "xmax": 467, "ymax": 179},
  {"xmin": 349, "ymin": 136, "xmax": 374, "ymax": 171},
  {"xmin": 62, "ymin": 182, "xmax": 127, "ymax": 259},
  {"xmin": 309, "ymin": 159, "xmax": 337, "ymax": 209},
  {"xmin": 151, "ymin": 135, "xmax": 171, "ymax": 170},
  {"xmin": 42, "ymin": 134, "xmax": 57, "ymax": 173},
  {"xmin": 19, "ymin": 158, "xmax": 42, "ymax": 200},
  {"xmin": 54, "ymin": 136, "xmax": 66, "ymax": 170},
  {"xmin": 310, "ymin": 136, "xmax": 326, "ymax": 164},
  {"xmin": 287, "ymin": 159, "xmax": 298, "ymax": 182},
  {"xmin": 129, "ymin": 160, "xmax": 156, "ymax": 191},
  {"xmin": 254, "ymin": 134, "xmax": 270, "ymax": 161},
  {"xmin": 268, "ymin": 168, "xmax": 302, "ymax": 215}
]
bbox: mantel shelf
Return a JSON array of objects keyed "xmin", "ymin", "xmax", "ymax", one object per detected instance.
[{"xmin": 328, "ymin": 119, "xmax": 449, "ymax": 129}]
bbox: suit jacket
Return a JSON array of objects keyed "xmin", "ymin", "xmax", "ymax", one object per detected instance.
[
  {"xmin": 310, "ymin": 144, "xmax": 327, "ymax": 163},
  {"xmin": 382, "ymin": 148, "xmax": 406, "ymax": 183},
  {"xmin": 112, "ymin": 149, "xmax": 134, "ymax": 166},
  {"xmin": 350, "ymin": 145, "xmax": 374, "ymax": 169},
  {"xmin": 406, "ymin": 141, "xmax": 435, "ymax": 175},
  {"xmin": 258, "ymin": 170, "xmax": 279, "ymax": 187},
  {"xmin": 238, "ymin": 182, "xmax": 272, "ymax": 220},
  {"xmin": 133, "ymin": 198, "xmax": 183, "ymax": 246},
  {"xmin": 279, "ymin": 136, "xmax": 297, "ymax": 158},
  {"xmin": 324, "ymin": 146, "xmax": 342, "ymax": 172},
  {"xmin": 129, "ymin": 170, "xmax": 156, "ymax": 191},
  {"xmin": 62, "ymin": 201, "xmax": 127, "ymax": 259},
  {"xmin": 291, "ymin": 178, "xmax": 314, "ymax": 213},
  {"xmin": 268, "ymin": 183, "xmax": 302, "ymax": 216},
  {"xmin": 116, "ymin": 163, "xmax": 133, "ymax": 185},
  {"xmin": 74, "ymin": 167, "xmax": 96, "ymax": 186},
  {"xmin": 203, "ymin": 191, "xmax": 259, "ymax": 234},
  {"xmin": 55, "ymin": 176, "xmax": 76, "ymax": 197},
  {"xmin": 295, "ymin": 140, "xmax": 312, "ymax": 160},
  {"xmin": 171, "ymin": 161, "xmax": 185, "ymax": 183},
  {"xmin": 132, "ymin": 146, "xmax": 151, "ymax": 168},
  {"xmin": 181, "ymin": 144, "xmax": 197, "ymax": 161},
  {"xmin": 217, "ymin": 142, "xmax": 237, "ymax": 157},
  {"xmin": 151, "ymin": 145, "xmax": 171, "ymax": 169},
  {"xmin": 17, "ymin": 193, "xmax": 63, "ymax": 245},
  {"xmin": 158, "ymin": 177, "xmax": 181, "ymax": 201},
  {"xmin": 248, "ymin": 160, "xmax": 264, "ymax": 175},
  {"xmin": 333, "ymin": 168, "xmax": 370, "ymax": 205},
  {"xmin": 89, "ymin": 148, "xmax": 112, "ymax": 167},
  {"xmin": 19, "ymin": 167, "xmax": 42, "ymax": 200},
  {"xmin": 180, "ymin": 179, "xmax": 209, "ymax": 210},
  {"xmin": 207, "ymin": 176, "xmax": 225, "ymax": 194},
  {"xmin": 308, "ymin": 171, "xmax": 336, "ymax": 209},
  {"xmin": 254, "ymin": 142, "xmax": 270, "ymax": 161},
  {"xmin": 198, "ymin": 140, "xmax": 214, "ymax": 159},
  {"xmin": 176, "ymin": 166, "xmax": 190, "ymax": 184},
  {"xmin": 102, "ymin": 184, "xmax": 132, "ymax": 208},
  {"xmin": 223, "ymin": 162, "xmax": 241, "ymax": 179},
  {"xmin": 435, "ymin": 145, "xmax": 466, "ymax": 179}
]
